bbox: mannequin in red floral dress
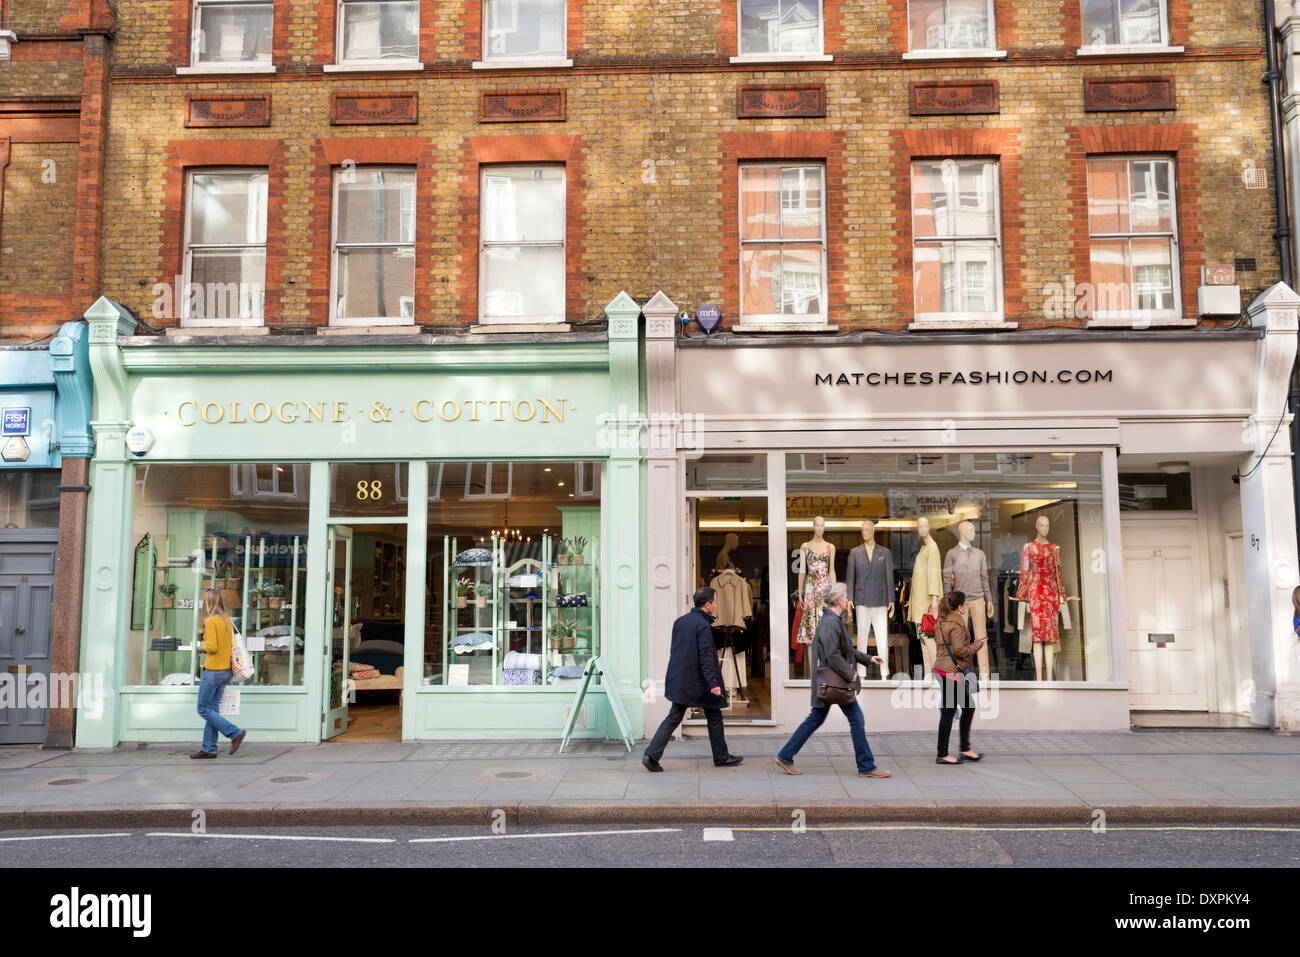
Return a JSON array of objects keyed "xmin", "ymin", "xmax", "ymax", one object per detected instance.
[{"xmin": 1015, "ymin": 515, "xmax": 1065, "ymax": 681}]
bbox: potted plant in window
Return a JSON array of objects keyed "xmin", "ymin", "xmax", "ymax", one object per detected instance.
[
  {"xmin": 556, "ymin": 537, "xmax": 571, "ymax": 566},
  {"xmin": 216, "ymin": 560, "xmax": 235, "ymax": 589},
  {"xmin": 454, "ymin": 576, "xmax": 472, "ymax": 609},
  {"xmin": 474, "ymin": 580, "xmax": 489, "ymax": 609},
  {"xmin": 266, "ymin": 582, "xmax": 287, "ymax": 610},
  {"xmin": 568, "ymin": 536, "xmax": 588, "ymax": 566},
  {"xmin": 158, "ymin": 582, "xmax": 178, "ymax": 610},
  {"xmin": 549, "ymin": 617, "xmax": 577, "ymax": 651}
]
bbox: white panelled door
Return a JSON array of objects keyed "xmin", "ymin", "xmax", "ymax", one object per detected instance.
[{"xmin": 1122, "ymin": 520, "xmax": 1208, "ymax": 711}]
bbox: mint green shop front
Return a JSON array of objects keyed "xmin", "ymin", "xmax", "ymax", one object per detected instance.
[{"xmin": 75, "ymin": 296, "xmax": 648, "ymax": 747}]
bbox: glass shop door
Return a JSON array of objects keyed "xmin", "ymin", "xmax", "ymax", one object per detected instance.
[{"xmin": 322, "ymin": 525, "xmax": 353, "ymax": 740}]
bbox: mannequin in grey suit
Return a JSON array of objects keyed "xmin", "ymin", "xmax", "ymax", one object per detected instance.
[{"xmin": 845, "ymin": 520, "xmax": 895, "ymax": 679}]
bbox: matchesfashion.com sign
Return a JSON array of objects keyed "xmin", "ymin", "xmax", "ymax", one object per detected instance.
[{"xmin": 815, "ymin": 368, "xmax": 1115, "ymax": 388}]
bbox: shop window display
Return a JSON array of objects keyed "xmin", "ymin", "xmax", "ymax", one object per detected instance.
[
  {"xmin": 424, "ymin": 461, "xmax": 602, "ymax": 688},
  {"xmin": 785, "ymin": 452, "xmax": 1110, "ymax": 682},
  {"xmin": 128, "ymin": 464, "xmax": 310, "ymax": 687}
]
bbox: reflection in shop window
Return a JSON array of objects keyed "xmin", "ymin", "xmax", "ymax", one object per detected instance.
[
  {"xmin": 784, "ymin": 452, "xmax": 1110, "ymax": 683},
  {"xmin": 128, "ymin": 463, "xmax": 310, "ymax": 688},
  {"xmin": 0, "ymin": 470, "xmax": 60, "ymax": 528}
]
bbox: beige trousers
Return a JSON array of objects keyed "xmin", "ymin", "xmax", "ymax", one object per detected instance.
[{"xmin": 963, "ymin": 597, "xmax": 991, "ymax": 679}]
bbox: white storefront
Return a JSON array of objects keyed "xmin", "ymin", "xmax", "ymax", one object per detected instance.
[{"xmin": 641, "ymin": 286, "xmax": 1300, "ymax": 735}]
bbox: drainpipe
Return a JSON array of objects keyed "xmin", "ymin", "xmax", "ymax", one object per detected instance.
[{"xmin": 1265, "ymin": 0, "xmax": 1300, "ymax": 547}]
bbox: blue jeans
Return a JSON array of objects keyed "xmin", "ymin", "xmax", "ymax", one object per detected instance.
[
  {"xmin": 197, "ymin": 668, "xmax": 243, "ymax": 754},
  {"xmin": 777, "ymin": 700, "xmax": 877, "ymax": 774}
]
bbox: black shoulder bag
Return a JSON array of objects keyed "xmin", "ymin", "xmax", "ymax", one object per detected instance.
[{"xmin": 938, "ymin": 626, "xmax": 979, "ymax": 696}]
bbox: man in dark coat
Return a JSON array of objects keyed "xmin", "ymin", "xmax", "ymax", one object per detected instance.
[
  {"xmin": 642, "ymin": 587, "xmax": 743, "ymax": 771},
  {"xmin": 773, "ymin": 582, "xmax": 891, "ymax": 778}
]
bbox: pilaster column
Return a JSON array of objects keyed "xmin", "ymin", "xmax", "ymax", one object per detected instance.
[
  {"xmin": 603, "ymin": 292, "xmax": 645, "ymax": 737},
  {"xmin": 75, "ymin": 298, "xmax": 137, "ymax": 748},
  {"xmin": 1243, "ymin": 283, "xmax": 1300, "ymax": 729},
  {"xmin": 1279, "ymin": 15, "xmax": 1300, "ymax": 282},
  {"xmin": 641, "ymin": 292, "xmax": 681, "ymax": 733}
]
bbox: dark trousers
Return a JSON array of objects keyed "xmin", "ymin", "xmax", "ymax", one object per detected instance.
[
  {"xmin": 777, "ymin": 700, "xmax": 877, "ymax": 774},
  {"xmin": 937, "ymin": 674, "xmax": 976, "ymax": 758},
  {"xmin": 644, "ymin": 702, "xmax": 729, "ymax": 764}
]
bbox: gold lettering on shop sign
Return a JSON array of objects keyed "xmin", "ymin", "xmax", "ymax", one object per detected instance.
[{"xmin": 171, "ymin": 398, "xmax": 571, "ymax": 427}]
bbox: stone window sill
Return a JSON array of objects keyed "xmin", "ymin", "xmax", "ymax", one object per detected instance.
[
  {"xmin": 177, "ymin": 64, "xmax": 276, "ymax": 75},
  {"xmin": 731, "ymin": 321, "xmax": 839, "ymax": 333},
  {"xmin": 471, "ymin": 58, "xmax": 574, "ymax": 70},
  {"xmin": 729, "ymin": 53, "xmax": 834, "ymax": 64},
  {"xmin": 319, "ymin": 324, "xmax": 421, "ymax": 335},
  {"xmin": 322, "ymin": 61, "xmax": 425, "ymax": 72},
  {"xmin": 168, "ymin": 325, "xmax": 268, "ymax": 336},
  {"xmin": 908, "ymin": 319, "xmax": 1018, "ymax": 332},
  {"xmin": 1084, "ymin": 316, "xmax": 1196, "ymax": 328},
  {"xmin": 902, "ymin": 49, "xmax": 1007, "ymax": 60},
  {"xmin": 1076, "ymin": 45, "xmax": 1184, "ymax": 56}
]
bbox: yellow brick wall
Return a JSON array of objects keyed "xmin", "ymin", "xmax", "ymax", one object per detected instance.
[{"xmin": 1, "ymin": 142, "xmax": 78, "ymax": 295}]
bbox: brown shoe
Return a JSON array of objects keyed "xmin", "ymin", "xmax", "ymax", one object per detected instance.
[
  {"xmin": 773, "ymin": 757, "xmax": 802, "ymax": 775},
  {"xmin": 189, "ymin": 751, "xmax": 216, "ymax": 759},
  {"xmin": 858, "ymin": 769, "xmax": 891, "ymax": 778},
  {"xmin": 230, "ymin": 730, "xmax": 247, "ymax": 755}
]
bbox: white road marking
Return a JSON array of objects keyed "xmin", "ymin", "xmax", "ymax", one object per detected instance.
[
  {"xmin": 732, "ymin": 825, "xmax": 1300, "ymax": 833},
  {"xmin": 0, "ymin": 832, "xmax": 132, "ymax": 842},
  {"xmin": 409, "ymin": 827, "xmax": 680, "ymax": 843},
  {"xmin": 147, "ymin": 832, "xmax": 396, "ymax": 843},
  {"xmin": 702, "ymin": 828, "xmax": 734, "ymax": 842}
]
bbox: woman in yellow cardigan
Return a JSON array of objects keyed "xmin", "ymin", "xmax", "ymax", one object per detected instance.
[{"xmin": 192, "ymin": 589, "xmax": 246, "ymax": 759}]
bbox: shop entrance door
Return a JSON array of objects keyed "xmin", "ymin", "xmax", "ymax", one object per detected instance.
[
  {"xmin": 322, "ymin": 525, "xmax": 353, "ymax": 740},
  {"xmin": 0, "ymin": 540, "xmax": 56, "ymax": 744},
  {"xmin": 1122, "ymin": 519, "xmax": 1208, "ymax": 710}
]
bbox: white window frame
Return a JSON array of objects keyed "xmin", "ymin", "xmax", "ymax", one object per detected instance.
[
  {"xmin": 1085, "ymin": 154, "xmax": 1183, "ymax": 327},
  {"xmin": 738, "ymin": 162, "xmax": 829, "ymax": 327},
  {"xmin": 475, "ymin": 0, "xmax": 572, "ymax": 69},
  {"xmin": 903, "ymin": 0, "xmax": 1004, "ymax": 59},
  {"xmin": 331, "ymin": 0, "xmax": 422, "ymax": 68},
  {"xmin": 478, "ymin": 164, "xmax": 567, "ymax": 324},
  {"xmin": 910, "ymin": 158, "xmax": 1005, "ymax": 327},
  {"xmin": 230, "ymin": 464, "xmax": 303, "ymax": 499},
  {"xmin": 1077, "ymin": 0, "xmax": 1180, "ymax": 55},
  {"xmin": 181, "ymin": 168, "xmax": 268, "ymax": 328},
  {"xmin": 731, "ymin": 0, "xmax": 832, "ymax": 63},
  {"xmin": 330, "ymin": 165, "xmax": 417, "ymax": 327},
  {"xmin": 180, "ymin": 0, "xmax": 277, "ymax": 73},
  {"xmin": 463, "ymin": 462, "xmax": 514, "ymax": 500}
]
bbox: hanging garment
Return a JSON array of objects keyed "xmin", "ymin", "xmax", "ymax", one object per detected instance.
[
  {"xmin": 1015, "ymin": 541, "xmax": 1065, "ymax": 644},
  {"xmin": 909, "ymin": 539, "xmax": 942, "ymax": 624},
  {"xmin": 709, "ymin": 569, "xmax": 753, "ymax": 630},
  {"xmin": 790, "ymin": 601, "xmax": 805, "ymax": 664},
  {"xmin": 797, "ymin": 547, "xmax": 833, "ymax": 646}
]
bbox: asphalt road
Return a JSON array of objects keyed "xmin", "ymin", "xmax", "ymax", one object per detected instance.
[{"xmin": 2, "ymin": 822, "xmax": 1298, "ymax": 867}]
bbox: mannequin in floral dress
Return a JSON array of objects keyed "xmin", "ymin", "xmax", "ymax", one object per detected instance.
[
  {"xmin": 797, "ymin": 516, "xmax": 836, "ymax": 646},
  {"xmin": 1015, "ymin": 515, "xmax": 1065, "ymax": 681}
]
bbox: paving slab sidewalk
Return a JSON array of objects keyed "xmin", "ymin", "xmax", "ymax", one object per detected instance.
[{"xmin": 2, "ymin": 731, "xmax": 1298, "ymax": 828}]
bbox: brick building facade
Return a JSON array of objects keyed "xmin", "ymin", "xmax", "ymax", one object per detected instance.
[{"xmin": 92, "ymin": 0, "xmax": 1281, "ymax": 332}]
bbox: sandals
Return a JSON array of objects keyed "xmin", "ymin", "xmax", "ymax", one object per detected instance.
[{"xmin": 936, "ymin": 756, "xmax": 963, "ymax": 765}]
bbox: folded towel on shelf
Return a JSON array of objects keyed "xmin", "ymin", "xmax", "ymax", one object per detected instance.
[
  {"xmin": 349, "ymin": 668, "xmax": 381, "ymax": 681},
  {"xmin": 503, "ymin": 651, "xmax": 542, "ymax": 672},
  {"xmin": 506, "ymin": 573, "xmax": 541, "ymax": 587},
  {"xmin": 453, "ymin": 548, "xmax": 492, "ymax": 567},
  {"xmin": 452, "ymin": 632, "xmax": 495, "ymax": 654},
  {"xmin": 502, "ymin": 668, "xmax": 539, "ymax": 686}
]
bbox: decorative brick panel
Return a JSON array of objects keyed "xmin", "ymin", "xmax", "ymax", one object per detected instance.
[
  {"xmin": 185, "ymin": 94, "xmax": 272, "ymax": 128},
  {"xmin": 909, "ymin": 81, "xmax": 999, "ymax": 116},
  {"xmin": 480, "ymin": 90, "xmax": 566, "ymax": 123},
  {"xmin": 736, "ymin": 84, "xmax": 826, "ymax": 119},
  {"xmin": 456, "ymin": 134, "xmax": 586, "ymax": 324},
  {"xmin": 1084, "ymin": 77, "xmax": 1176, "ymax": 112},
  {"xmin": 892, "ymin": 128, "xmax": 1026, "ymax": 327},
  {"xmin": 330, "ymin": 92, "xmax": 419, "ymax": 125}
]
